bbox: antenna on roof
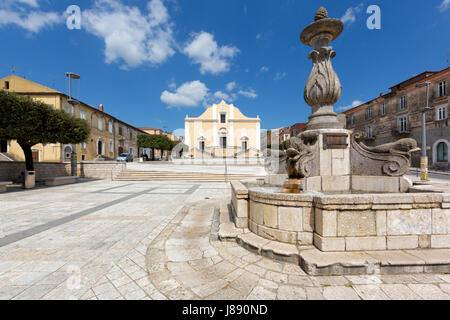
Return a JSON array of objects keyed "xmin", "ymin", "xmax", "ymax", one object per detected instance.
[
  {"xmin": 447, "ymin": 52, "xmax": 449, "ymax": 67},
  {"xmin": 11, "ymin": 65, "xmax": 15, "ymax": 75}
]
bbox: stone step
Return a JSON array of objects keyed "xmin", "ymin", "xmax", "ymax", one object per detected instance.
[
  {"xmin": 218, "ymin": 211, "xmax": 450, "ymax": 276},
  {"xmin": 114, "ymin": 170, "xmax": 264, "ymax": 182}
]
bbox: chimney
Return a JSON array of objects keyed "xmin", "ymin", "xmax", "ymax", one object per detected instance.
[
  {"xmin": 99, "ymin": 104, "xmax": 104, "ymax": 112},
  {"xmin": 380, "ymin": 93, "xmax": 383, "ymax": 97}
]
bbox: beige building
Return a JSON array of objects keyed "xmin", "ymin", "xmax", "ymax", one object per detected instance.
[
  {"xmin": 343, "ymin": 67, "xmax": 449, "ymax": 170},
  {"xmin": 184, "ymin": 101, "xmax": 261, "ymax": 159},
  {"xmin": 0, "ymin": 75, "xmax": 145, "ymax": 163}
]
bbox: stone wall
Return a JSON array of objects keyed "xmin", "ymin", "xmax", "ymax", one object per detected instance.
[
  {"xmin": 247, "ymin": 190, "xmax": 315, "ymax": 246},
  {"xmin": 0, "ymin": 161, "xmax": 125, "ymax": 182},
  {"xmin": 0, "ymin": 162, "xmax": 70, "ymax": 183},
  {"xmin": 313, "ymin": 193, "xmax": 450, "ymax": 252},
  {"xmin": 78, "ymin": 162, "xmax": 125, "ymax": 180},
  {"xmin": 232, "ymin": 182, "xmax": 450, "ymax": 252}
]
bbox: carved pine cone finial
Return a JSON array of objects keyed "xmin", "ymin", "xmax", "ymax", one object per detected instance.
[{"xmin": 314, "ymin": 7, "xmax": 328, "ymax": 21}]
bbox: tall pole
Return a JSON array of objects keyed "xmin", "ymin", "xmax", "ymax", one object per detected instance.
[
  {"xmin": 66, "ymin": 73, "xmax": 81, "ymax": 176},
  {"xmin": 419, "ymin": 82, "xmax": 431, "ymax": 181}
]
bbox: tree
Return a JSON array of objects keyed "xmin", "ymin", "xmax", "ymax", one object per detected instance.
[
  {"xmin": 138, "ymin": 134, "xmax": 175, "ymax": 160},
  {"xmin": 0, "ymin": 90, "xmax": 90, "ymax": 171}
]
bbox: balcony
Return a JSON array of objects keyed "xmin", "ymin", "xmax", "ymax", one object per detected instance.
[{"xmin": 392, "ymin": 127, "xmax": 411, "ymax": 137}]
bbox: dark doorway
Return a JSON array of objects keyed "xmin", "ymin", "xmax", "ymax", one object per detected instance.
[
  {"xmin": 0, "ymin": 140, "xmax": 7, "ymax": 153},
  {"xmin": 98, "ymin": 140, "xmax": 103, "ymax": 155}
]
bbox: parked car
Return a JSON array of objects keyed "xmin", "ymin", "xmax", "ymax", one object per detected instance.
[{"xmin": 117, "ymin": 153, "xmax": 133, "ymax": 162}]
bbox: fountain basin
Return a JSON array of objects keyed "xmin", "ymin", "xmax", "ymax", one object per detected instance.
[{"xmin": 231, "ymin": 180, "xmax": 450, "ymax": 252}]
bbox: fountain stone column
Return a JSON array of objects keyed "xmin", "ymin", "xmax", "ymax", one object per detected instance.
[
  {"xmin": 301, "ymin": 7, "xmax": 344, "ymax": 131},
  {"xmin": 297, "ymin": 7, "xmax": 352, "ymax": 192}
]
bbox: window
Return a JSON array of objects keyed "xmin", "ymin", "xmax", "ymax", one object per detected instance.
[
  {"xmin": 129, "ymin": 148, "xmax": 133, "ymax": 155},
  {"xmin": 64, "ymin": 105, "xmax": 71, "ymax": 113},
  {"xmin": 108, "ymin": 121, "xmax": 113, "ymax": 133},
  {"xmin": 220, "ymin": 113, "xmax": 227, "ymax": 124},
  {"xmin": 381, "ymin": 103, "xmax": 387, "ymax": 116},
  {"xmin": 81, "ymin": 142, "xmax": 87, "ymax": 149},
  {"xmin": 437, "ymin": 106, "xmax": 447, "ymax": 121},
  {"xmin": 109, "ymin": 141, "xmax": 113, "ymax": 153},
  {"xmin": 80, "ymin": 110, "xmax": 87, "ymax": 120},
  {"xmin": 349, "ymin": 115, "xmax": 354, "ymax": 125},
  {"xmin": 97, "ymin": 118, "xmax": 103, "ymax": 131},
  {"xmin": 398, "ymin": 116, "xmax": 408, "ymax": 133},
  {"xmin": 242, "ymin": 141, "xmax": 248, "ymax": 151},
  {"xmin": 400, "ymin": 96, "xmax": 407, "ymax": 110},
  {"xmin": 438, "ymin": 81, "xmax": 447, "ymax": 97},
  {"xmin": 366, "ymin": 126, "xmax": 374, "ymax": 138},
  {"xmin": 437, "ymin": 142, "xmax": 448, "ymax": 162},
  {"xmin": 81, "ymin": 154, "xmax": 86, "ymax": 161},
  {"xmin": 220, "ymin": 136, "xmax": 227, "ymax": 148},
  {"xmin": 119, "ymin": 127, "xmax": 123, "ymax": 136},
  {"xmin": 4, "ymin": 81, "xmax": 9, "ymax": 89},
  {"xmin": 366, "ymin": 107, "xmax": 373, "ymax": 120},
  {"xmin": 199, "ymin": 141, "xmax": 205, "ymax": 151}
]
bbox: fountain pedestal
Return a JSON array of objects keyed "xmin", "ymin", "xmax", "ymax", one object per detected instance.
[{"xmin": 301, "ymin": 128, "xmax": 352, "ymax": 193}]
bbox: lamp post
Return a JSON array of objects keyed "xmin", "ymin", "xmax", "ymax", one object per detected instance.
[
  {"xmin": 416, "ymin": 81, "xmax": 432, "ymax": 181},
  {"xmin": 66, "ymin": 72, "xmax": 81, "ymax": 176}
]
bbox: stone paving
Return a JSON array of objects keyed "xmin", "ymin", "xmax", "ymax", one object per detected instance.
[{"xmin": 0, "ymin": 180, "xmax": 449, "ymax": 300}]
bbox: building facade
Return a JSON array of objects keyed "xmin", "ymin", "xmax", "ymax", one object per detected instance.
[
  {"xmin": 0, "ymin": 75, "xmax": 145, "ymax": 163},
  {"xmin": 184, "ymin": 101, "xmax": 261, "ymax": 159},
  {"xmin": 343, "ymin": 67, "xmax": 449, "ymax": 169}
]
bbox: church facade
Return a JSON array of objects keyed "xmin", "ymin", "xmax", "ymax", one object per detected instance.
[{"xmin": 184, "ymin": 101, "xmax": 261, "ymax": 159}]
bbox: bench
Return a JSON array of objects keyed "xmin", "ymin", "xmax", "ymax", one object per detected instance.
[
  {"xmin": 0, "ymin": 181, "xmax": 12, "ymax": 193},
  {"xmin": 45, "ymin": 176, "xmax": 78, "ymax": 186}
]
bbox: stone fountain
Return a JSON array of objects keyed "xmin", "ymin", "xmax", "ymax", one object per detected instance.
[{"xmin": 222, "ymin": 8, "xmax": 450, "ymax": 275}]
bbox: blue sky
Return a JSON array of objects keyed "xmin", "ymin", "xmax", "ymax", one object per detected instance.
[{"xmin": 0, "ymin": 0, "xmax": 449, "ymax": 134}]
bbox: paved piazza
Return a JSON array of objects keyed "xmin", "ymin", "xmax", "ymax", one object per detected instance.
[{"xmin": 0, "ymin": 179, "xmax": 449, "ymax": 300}]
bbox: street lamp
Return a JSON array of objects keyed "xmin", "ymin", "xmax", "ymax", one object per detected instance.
[
  {"xmin": 416, "ymin": 81, "xmax": 432, "ymax": 181},
  {"xmin": 66, "ymin": 72, "xmax": 80, "ymax": 105},
  {"xmin": 66, "ymin": 72, "xmax": 81, "ymax": 176}
]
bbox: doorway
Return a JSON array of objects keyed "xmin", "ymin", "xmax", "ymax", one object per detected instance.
[
  {"xmin": 0, "ymin": 140, "xmax": 7, "ymax": 153},
  {"xmin": 98, "ymin": 140, "xmax": 103, "ymax": 155}
]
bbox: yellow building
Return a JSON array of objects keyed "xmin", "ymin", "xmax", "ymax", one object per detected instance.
[
  {"xmin": 0, "ymin": 75, "xmax": 145, "ymax": 163},
  {"xmin": 184, "ymin": 101, "xmax": 261, "ymax": 159}
]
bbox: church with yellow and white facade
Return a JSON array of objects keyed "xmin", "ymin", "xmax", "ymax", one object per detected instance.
[{"xmin": 184, "ymin": 101, "xmax": 261, "ymax": 159}]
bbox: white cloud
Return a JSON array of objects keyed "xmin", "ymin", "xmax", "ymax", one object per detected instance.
[
  {"xmin": 341, "ymin": 3, "xmax": 364, "ymax": 25},
  {"xmin": 83, "ymin": 0, "xmax": 175, "ymax": 68},
  {"xmin": 226, "ymin": 81, "xmax": 236, "ymax": 92},
  {"xmin": 256, "ymin": 33, "xmax": 262, "ymax": 39},
  {"xmin": 274, "ymin": 72, "xmax": 286, "ymax": 81},
  {"xmin": 161, "ymin": 80, "xmax": 209, "ymax": 108},
  {"xmin": 260, "ymin": 66, "xmax": 269, "ymax": 72},
  {"xmin": 0, "ymin": 0, "xmax": 62, "ymax": 33},
  {"xmin": 213, "ymin": 91, "xmax": 231, "ymax": 101},
  {"xmin": 336, "ymin": 100, "xmax": 363, "ymax": 112},
  {"xmin": 183, "ymin": 32, "xmax": 239, "ymax": 75},
  {"xmin": 16, "ymin": 0, "xmax": 39, "ymax": 7},
  {"xmin": 239, "ymin": 88, "xmax": 258, "ymax": 99},
  {"xmin": 439, "ymin": 0, "xmax": 450, "ymax": 12},
  {"xmin": 161, "ymin": 79, "xmax": 256, "ymax": 108}
]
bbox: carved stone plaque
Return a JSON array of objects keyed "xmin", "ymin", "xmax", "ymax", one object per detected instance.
[{"xmin": 323, "ymin": 134, "xmax": 348, "ymax": 150}]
